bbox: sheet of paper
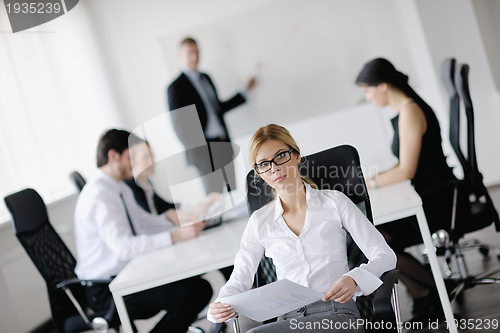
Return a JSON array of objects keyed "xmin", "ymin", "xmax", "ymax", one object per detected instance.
[{"xmin": 218, "ymin": 279, "xmax": 324, "ymax": 322}]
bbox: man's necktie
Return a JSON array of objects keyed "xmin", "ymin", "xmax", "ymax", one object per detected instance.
[
  {"xmin": 120, "ymin": 194, "xmax": 136, "ymax": 236},
  {"xmin": 199, "ymin": 74, "xmax": 220, "ymax": 112}
]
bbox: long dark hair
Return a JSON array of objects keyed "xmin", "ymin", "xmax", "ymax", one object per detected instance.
[{"xmin": 356, "ymin": 58, "xmax": 432, "ymax": 114}]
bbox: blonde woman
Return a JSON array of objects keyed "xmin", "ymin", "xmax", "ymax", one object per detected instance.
[{"xmin": 207, "ymin": 124, "xmax": 396, "ymax": 332}]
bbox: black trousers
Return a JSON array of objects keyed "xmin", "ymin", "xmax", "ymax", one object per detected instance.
[
  {"xmin": 196, "ymin": 136, "xmax": 236, "ymax": 194},
  {"xmin": 86, "ymin": 276, "xmax": 212, "ymax": 333}
]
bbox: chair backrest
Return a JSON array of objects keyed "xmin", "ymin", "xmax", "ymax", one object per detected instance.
[
  {"xmin": 455, "ymin": 64, "xmax": 481, "ymax": 194},
  {"xmin": 441, "ymin": 58, "xmax": 469, "ymax": 176},
  {"xmin": 69, "ymin": 171, "xmax": 86, "ymax": 193},
  {"xmin": 246, "ymin": 145, "xmax": 375, "ymax": 321},
  {"xmin": 4, "ymin": 188, "xmax": 84, "ymax": 333},
  {"xmin": 440, "ymin": 59, "xmax": 500, "ymax": 233},
  {"xmin": 246, "ymin": 145, "xmax": 372, "ymax": 218}
]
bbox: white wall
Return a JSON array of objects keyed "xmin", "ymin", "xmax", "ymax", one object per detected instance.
[
  {"xmin": 471, "ymin": 0, "xmax": 500, "ymax": 92},
  {"xmin": 160, "ymin": 0, "xmax": 416, "ymax": 131},
  {"xmin": 84, "ymin": 0, "xmax": 287, "ymax": 133},
  {"xmin": 84, "ymin": 0, "xmax": 500, "ymax": 187}
]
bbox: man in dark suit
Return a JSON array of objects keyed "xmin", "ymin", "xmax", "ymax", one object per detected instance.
[{"xmin": 167, "ymin": 37, "xmax": 255, "ymax": 194}]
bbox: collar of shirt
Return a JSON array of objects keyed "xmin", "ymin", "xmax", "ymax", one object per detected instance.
[
  {"xmin": 182, "ymin": 67, "xmax": 202, "ymax": 82},
  {"xmin": 271, "ymin": 182, "xmax": 321, "ymax": 222},
  {"xmin": 96, "ymin": 168, "xmax": 122, "ymax": 193}
]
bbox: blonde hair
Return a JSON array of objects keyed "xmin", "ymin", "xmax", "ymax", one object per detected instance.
[{"xmin": 249, "ymin": 124, "xmax": 317, "ymax": 190}]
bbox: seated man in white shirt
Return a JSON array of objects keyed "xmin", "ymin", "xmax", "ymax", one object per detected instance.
[{"xmin": 74, "ymin": 129, "xmax": 212, "ymax": 333}]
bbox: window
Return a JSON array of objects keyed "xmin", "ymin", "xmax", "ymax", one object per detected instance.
[{"xmin": 0, "ymin": 5, "xmax": 122, "ymax": 220}]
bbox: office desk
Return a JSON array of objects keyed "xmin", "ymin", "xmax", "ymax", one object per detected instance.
[
  {"xmin": 369, "ymin": 181, "xmax": 457, "ymax": 333},
  {"xmin": 111, "ymin": 182, "xmax": 457, "ymax": 333},
  {"xmin": 109, "ymin": 216, "xmax": 248, "ymax": 333}
]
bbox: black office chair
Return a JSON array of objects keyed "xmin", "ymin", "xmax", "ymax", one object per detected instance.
[
  {"xmin": 211, "ymin": 145, "xmax": 401, "ymax": 333},
  {"xmin": 435, "ymin": 58, "xmax": 500, "ymax": 300},
  {"xmin": 69, "ymin": 171, "xmax": 86, "ymax": 192},
  {"xmin": 4, "ymin": 188, "xmax": 118, "ymax": 333}
]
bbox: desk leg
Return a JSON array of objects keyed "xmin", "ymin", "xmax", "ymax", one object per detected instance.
[
  {"xmin": 112, "ymin": 291, "xmax": 134, "ymax": 333},
  {"xmin": 416, "ymin": 208, "xmax": 457, "ymax": 333}
]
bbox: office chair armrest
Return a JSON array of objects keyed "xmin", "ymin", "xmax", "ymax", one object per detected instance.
[
  {"xmin": 373, "ymin": 269, "xmax": 399, "ymax": 322},
  {"xmin": 56, "ymin": 278, "xmax": 113, "ymax": 289},
  {"xmin": 56, "ymin": 278, "xmax": 119, "ymax": 331},
  {"xmin": 210, "ymin": 322, "xmax": 224, "ymax": 333}
]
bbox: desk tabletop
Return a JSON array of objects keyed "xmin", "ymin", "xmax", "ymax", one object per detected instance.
[
  {"xmin": 369, "ymin": 180, "xmax": 422, "ymax": 224},
  {"xmin": 109, "ymin": 216, "xmax": 248, "ymax": 294}
]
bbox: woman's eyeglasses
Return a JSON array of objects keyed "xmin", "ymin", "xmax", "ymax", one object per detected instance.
[{"xmin": 254, "ymin": 149, "xmax": 294, "ymax": 174}]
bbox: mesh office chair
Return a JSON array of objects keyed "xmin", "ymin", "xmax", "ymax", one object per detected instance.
[
  {"xmin": 4, "ymin": 188, "xmax": 118, "ymax": 333},
  {"xmin": 211, "ymin": 145, "xmax": 401, "ymax": 333},
  {"xmin": 435, "ymin": 58, "xmax": 500, "ymax": 300},
  {"xmin": 69, "ymin": 171, "xmax": 86, "ymax": 192}
]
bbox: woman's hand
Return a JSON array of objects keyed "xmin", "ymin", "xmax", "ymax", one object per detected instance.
[
  {"xmin": 209, "ymin": 302, "xmax": 236, "ymax": 323},
  {"xmin": 322, "ymin": 276, "xmax": 357, "ymax": 303},
  {"xmin": 170, "ymin": 221, "xmax": 207, "ymax": 243},
  {"xmin": 166, "ymin": 209, "xmax": 205, "ymax": 226}
]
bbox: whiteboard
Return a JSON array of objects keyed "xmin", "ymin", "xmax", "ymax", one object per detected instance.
[{"xmin": 160, "ymin": 0, "xmax": 417, "ymax": 136}]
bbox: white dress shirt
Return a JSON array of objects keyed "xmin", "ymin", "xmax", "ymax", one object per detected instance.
[
  {"xmin": 74, "ymin": 169, "xmax": 176, "ymax": 280},
  {"xmin": 208, "ymin": 183, "xmax": 396, "ymax": 322}
]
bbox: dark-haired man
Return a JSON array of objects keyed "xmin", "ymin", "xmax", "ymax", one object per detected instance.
[
  {"xmin": 167, "ymin": 37, "xmax": 256, "ymax": 194},
  {"xmin": 74, "ymin": 129, "xmax": 212, "ymax": 333}
]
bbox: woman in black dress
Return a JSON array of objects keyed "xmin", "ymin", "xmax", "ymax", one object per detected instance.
[{"xmin": 356, "ymin": 58, "xmax": 457, "ymax": 320}]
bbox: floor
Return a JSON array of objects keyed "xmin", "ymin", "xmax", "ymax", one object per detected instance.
[
  {"xmin": 42, "ymin": 185, "xmax": 500, "ymax": 333},
  {"xmin": 399, "ymin": 185, "xmax": 500, "ymax": 333}
]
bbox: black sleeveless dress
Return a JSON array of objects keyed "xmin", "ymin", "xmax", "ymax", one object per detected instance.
[{"xmin": 378, "ymin": 100, "xmax": 457, "ymax": 251}]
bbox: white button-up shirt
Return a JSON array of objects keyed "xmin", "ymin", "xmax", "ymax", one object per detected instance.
[
  {"xmin": 209, "ymin": 183, "xmax": 396, "ymax": 322},
  {"xmin": 74, "ymin": 169, "xmax": 176, "ymax": 280}
]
